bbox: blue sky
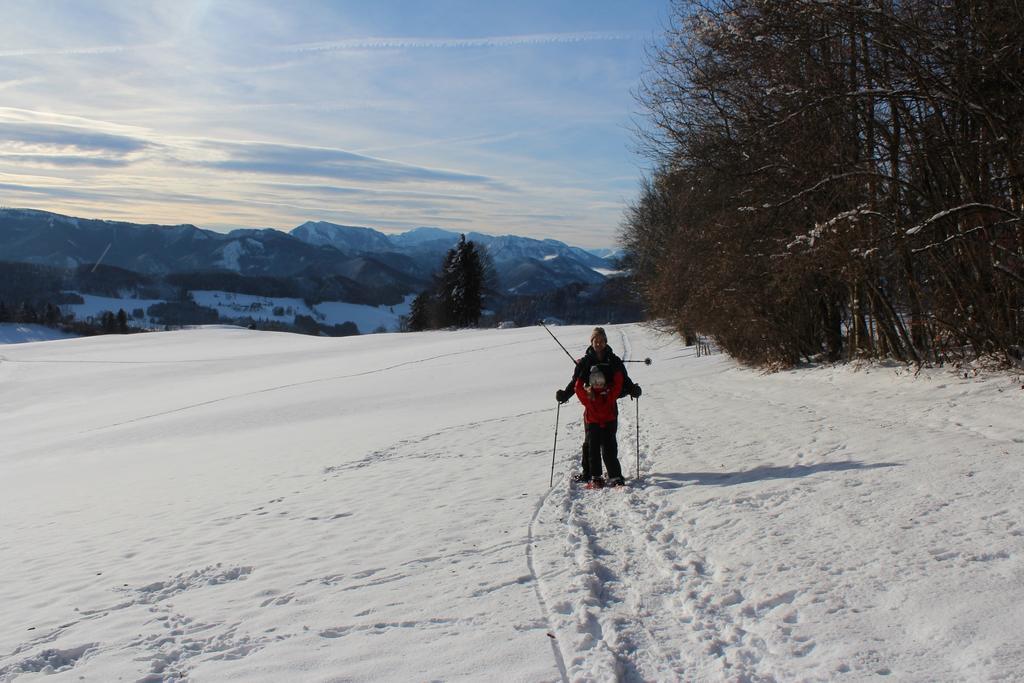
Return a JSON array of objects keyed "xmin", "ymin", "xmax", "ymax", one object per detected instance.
[{"xmin": 0, "ymin": 1, "xmax": 666, "ymax": 248}]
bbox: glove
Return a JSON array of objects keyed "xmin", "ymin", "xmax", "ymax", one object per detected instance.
[
  {"xmin": 629, "ymin": 384, "xmax": 642, "ymax": 399},
  {"xmin": 555, "ymin": 389, "xmax": 570, "ymax": 404}
]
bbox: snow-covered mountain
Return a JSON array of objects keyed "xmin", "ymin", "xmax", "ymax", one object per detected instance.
[
  {"xmin": 2, "ymin": 324, "xmax": 1021, "ymax": 680},
  {"xmin": 468, "ymin": 233, "xmax": 609, "ymax": 271},
  {"xmin": 388, "ymin": 226, "xmax": 461, "ymax": 247},
  {"xmin": 285, "ymin": 221, "xmax": 613, "ymax": 293},
  {"xmin": 0, "ymin": 209, "xmax": 616, "ymax": 296},
  {"xmin": 587, "ymin": 247, "xmax": 624, "ymax": 262},
  {"xmin": 0, "ymin": 209, "xmax": 348, "ymax": 278},
  {"xmin": 290, "ymin": 221, "xmax": 394, "ymax": 254}
]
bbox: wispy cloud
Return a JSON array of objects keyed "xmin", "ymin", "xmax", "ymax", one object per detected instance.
[
  {"xmin": 0, "ymin": 108, "xmax": 151, "ymax": 136},
  {"xmin": 192, "ymin": 140, "xmax": 499, "ymax": 186},
  {"xmin": 284, "ymin": 31, "xmax": 645, "ymax": 53},
  {"xmin": 0, "ymin": 155, "xmax": 134, "ymax": 168},
  {"xmin": 352, "ymin": 130, "xmax": 536, "ymax": 156},
  {"xmin": 0, "ymin": 181, "xmax": 112, "ymax": 202},
  {"xmin": 0, "ymin": 179, "xmax": 278, "ymax": 212},
  {"xmin": 0, "ymin": 77, "xmax": 42, "ymax": 91},
  {"xmin": 261, "ymin": 182, "xmax": 492, "ymax": 204},
  {"xmin": 0, "ymin": 122, "xmax": 152, "ymax": 154},
  {"xmin": 0, "ymin": 42, "xmax": 172, "ymax": 59},
  {"xmin": 0, "ymin": 113, "xmax": 497, "ymax": 187},
  {"xmin": 0, "ymin": 1, "xmax": 664, "ymax": 248}
]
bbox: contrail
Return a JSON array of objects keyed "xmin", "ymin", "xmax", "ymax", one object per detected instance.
[{"xmin": 286, "ymin": 31, "xmax": 644, "ymax": 53}]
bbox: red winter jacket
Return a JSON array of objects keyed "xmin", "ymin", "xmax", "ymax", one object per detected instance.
[{"xmin": 575, "ymin": 372, "xmax": 623, "ymax": 426}]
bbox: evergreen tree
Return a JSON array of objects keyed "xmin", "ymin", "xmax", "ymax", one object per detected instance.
[
  {"xmin": 44, "ymin": 303, "xmax": 61, "ymax": 327},
  {"xmin": 407, "ymin": 290, "xmax": 435, "ymax": 332},
  {"xmin": 101, "ymin": 311, "xmax": 117, "ymax": 334},
  {"xmin": 18, "ymin": 302, "xmax": 38, "ymax": 324},
  {"xmin": 439, "ymin": 235, "xmax": 484, "ymax": 328},
  {"xmin": 0, "ymin": 301, "xmax": 9, "ymax": 323},
  {"xmin": 117, "ymin": 308, "xmax": 129, "ymax": 334}
]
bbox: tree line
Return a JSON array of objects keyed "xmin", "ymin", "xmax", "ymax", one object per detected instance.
[
  {"xmin": 622, "ymin": 0, "xmax": 1023, "ymax": 367},
  {"xmin": 0, "ymin": 299, "xmax": 132, "ymax": 335}
]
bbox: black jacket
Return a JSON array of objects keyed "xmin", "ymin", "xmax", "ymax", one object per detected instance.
[{"xmin": 562, "ymin": 345, "xmax": 632, "ymax": 398}]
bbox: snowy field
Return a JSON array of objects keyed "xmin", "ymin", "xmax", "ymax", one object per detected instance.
[
  {"xmin": 0, "ymin": 324, "xmax": 77, "ymax": 345},
  {"xmin": 61, "ymin": 294, "xmax": 166, "ymax": 329},
  {"xmin": 62, "ymin": 292, "xmax": 414, "ymax": 332},
  {"xmin": 190, "ymin": 292, "xmax": 414, "ymax": 333},
  {"xmin": 1, "ymin": 324, "xmax": 1022, "ymax": 682}
]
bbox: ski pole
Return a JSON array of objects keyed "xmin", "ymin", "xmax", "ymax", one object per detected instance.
[
  {"xmin": 624, "ymin": 358, "xmax": 654, "ymax": 365},
  {"xmin": 635, "ymin": 396, "xmax": 641, "ymax": 480},
  {"xmin": 538, "ymin": 320, "xmax": 578, "ymax": 366},
  {"xmin": 550, "ymin": 401, "xmax": 561, "ymax": 487}
]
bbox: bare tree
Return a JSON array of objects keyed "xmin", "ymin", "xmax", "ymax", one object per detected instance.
[{"xmin": 624, "ymin": 0, "xmax": 1023, "ymax": 367}]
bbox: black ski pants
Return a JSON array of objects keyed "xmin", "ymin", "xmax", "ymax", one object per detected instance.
[{"xmin": 586, "ymin": 421, "xmax": 623, "ymax": 481}]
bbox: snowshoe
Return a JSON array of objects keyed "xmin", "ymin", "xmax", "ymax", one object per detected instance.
[{"xmin": 586, "ymin": 477, "xmax": 605, "ymax": 490}]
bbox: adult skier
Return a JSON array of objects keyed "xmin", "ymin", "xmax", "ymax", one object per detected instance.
[{"xmin": 554, "ymin": 327, "xmax": 640, "ymax": 485}]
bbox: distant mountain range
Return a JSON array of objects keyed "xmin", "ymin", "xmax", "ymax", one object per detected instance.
[{"xmin": 0, "ymin": 209, "xmax": 617, "ymax": 297}]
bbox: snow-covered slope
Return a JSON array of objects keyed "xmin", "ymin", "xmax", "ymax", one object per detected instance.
[
  {"xmin": 1, "ymin": 325, "xmax": 1022, "ymax": 681},
  {"xmin": 0, "ymin": 323, "xmax": 77, "ymax": 345},
  {"xmin": 290, "ymin": 222, "xmax": 394, "ymax": 253},
  {"xmin": 59, "ymin": 291, "xmax": 413, "ymax": 333}
]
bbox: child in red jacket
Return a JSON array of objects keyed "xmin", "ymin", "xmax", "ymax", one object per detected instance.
[{"xmin": 575, "ymin": 365, "xmax": 626, "ymax": 488}]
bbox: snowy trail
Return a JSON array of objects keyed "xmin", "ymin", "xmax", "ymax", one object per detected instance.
[
  {"xmin": 533, "ymin": 328, "xmax": 750, "ymax": 682},
  {"xmin": 531, "ymin": 328, "xmax": 704, "ymax": 680},
  {"xmin": 533, "ymin": 326, "xmax": 1024, "ymax": 681},
  {"xmin": 2, "ymin": 324, "xmax": 1022, "ymax": 681},
  {"xmin": 526, "ymin": 485, "xmax": 570, "ymax": 682}
]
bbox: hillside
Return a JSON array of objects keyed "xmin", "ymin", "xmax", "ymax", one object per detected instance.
[
  {"xmin": 0, "ymin": 210, "xmax": 641, "ymax": 333},
  {"xmin": 1, "ymin": 325, "xmax": 1022, "ymax": 681},
  {"xmin": 0, "ymin": 323, "xmax": 77, "ymax": 345},
  {"xmin": 0, "ymin": 209, "xmax": 615, "ymax": 299}
]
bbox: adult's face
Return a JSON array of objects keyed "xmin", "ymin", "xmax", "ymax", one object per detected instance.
[{"xmin": 591, "ymin": 335, "xmax": 607, "ymax": 358}]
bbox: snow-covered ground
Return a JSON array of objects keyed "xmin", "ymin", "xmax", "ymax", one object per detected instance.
[
  {"xmin": 313, "ymin": 296, "xmax": 413, "ymax": 333},
  {"xmin": 0, "ymin": 323, "xmax": 77, "ymax": 345},
  {"xmin": 62, "ymin": 292, "xmax": 414, "ymax": 332},
  {"xmin": 191, "ymin": 291, "xmax": 414, "ymax": 333},
  {"xmin": 62, "ymin": 294, "xmax": 165, "ymax": 328},
  {"xmin": 1, "ymin": 324, "xmax": 1022, "ymax": 682}
]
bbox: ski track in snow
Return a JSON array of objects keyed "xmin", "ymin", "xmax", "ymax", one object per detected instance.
[
  {"xmin": 76, "ymin": 337, "xmax": 530, "ymax": 436},
  {"xmin": 526, "ymin": 484, "xmax": 570, "ymax": 683},
  {"xmin": 530, "ymin": 327, "xmax": 1022, "ymax": 681},
  {"xmin": 531, "ymin": 328, "xmax": 776, "ymax": 682},
  {"xmin": 322, "ymin": 409, "xmax": 550, "ymax": 476}
]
